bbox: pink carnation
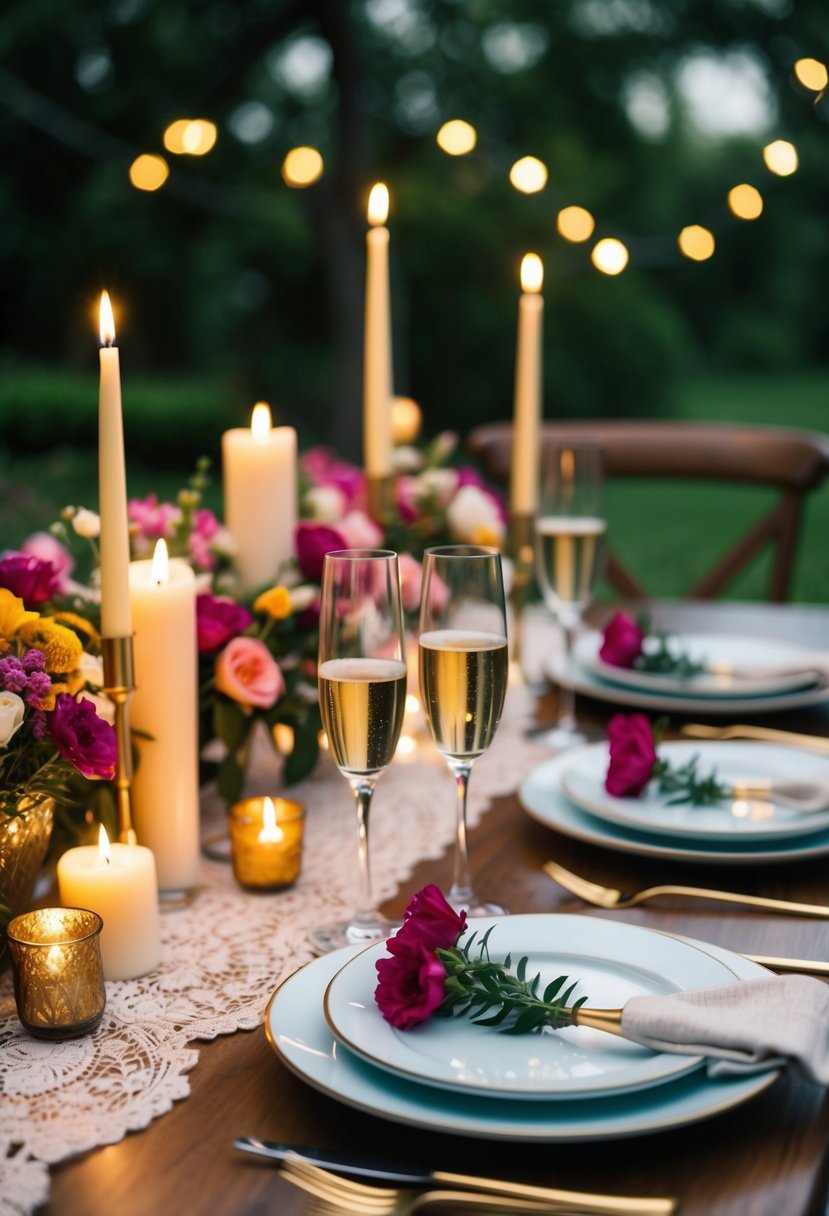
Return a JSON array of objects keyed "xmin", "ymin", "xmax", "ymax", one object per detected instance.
[
  {"xmin": 599, "ymin": 612, "xmax": 645, "ymax": 668},
  {"xmin": 374, "ymin": 884, "xmax": 467, "ymax": 1029},
  {"xmin": 215, "ymin": 637, "xmax": 285, "ymax": 709},
  {"xmin": 604, "ymin": 713, "xmax": 657, "ymax": 798}
]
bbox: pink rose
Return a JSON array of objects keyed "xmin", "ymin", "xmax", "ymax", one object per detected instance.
[
  {"xmin": 196, "ymin": 594, "xmax": 253, "ymax": 652},
  {"xmin": 22, "ymin": 534, "xmax": 74, "ymax": 593},
  {"xmin": 374, "ymin": 938, "xmax": 448, "ymax": 1029},
  {"xmin": 599, "ymin": 611, "xmax": 645, "ymax": 668},
  {"xmin": 604, "ymin": 713, "xmax": 657, "ymax": 797},
  {"xmin": 395, "ymin": 882, "xmax": 467, "ymax": 953},
  {"xmin": 338, "ymin": 510, "xmax": 384, "ymax": 549},
  {"xmin": 215, "ymin": 637, "xmax": 285, "ymax": 709},
  {"xmin": 294, "ymin": 522, "xmax": 346, "ymax": 581}
]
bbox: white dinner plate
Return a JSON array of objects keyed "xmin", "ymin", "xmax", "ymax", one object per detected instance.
[
  {"xmin": 560, "ymin": 741, "xmax": 829, "ymax": 842},
  {"xmin": 266, "ymin": 935, "xmax": 778, "ymax": 1142},
  {"xmin": 323, "ymin": 915, "xmax": 736, "ymax": 1100},
  {"xmin": 520, "ymin": 752, "xmax": 829, "ymax": 864},
  {"xmin": 577, "ymin": 632, "xmax": 821, "ymax": 699}
]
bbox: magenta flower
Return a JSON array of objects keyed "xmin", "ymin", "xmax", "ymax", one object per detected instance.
[
  {"xmin": 0, "ymin": 553, "xmax": 62, "ymax": 605},
  {"xmin": 374, "ymin": 938, "xmax": 449, "ymax": 1029},
  {"xmin": 599, "ymin": 611, "xmax": 645, "ymax": 668},
  {"xmin": 295, "ymin": 522, "xmax": 346, "ymax": 581},
  {"xmin": 301, "ymin": 447, "xmax": 365, "ymax": 509},
  {"xmin": 394, "ymin": 882, "xmax": 467, "ymax": 953},
  {"xmin": 196, "ymin": 594, "xmax": 253, "ymax": 652},
  {"xmin": 22, "ymin": 533, "xmax": 74, "ymax": 593},
  {"xmin": 604, "ymin": 713, "xmax": 657, "ymax": 797},
  {"xmin": 128, "ymin": 494, "xmax": 180, "ymax": 541},
  {"xmin": 48, "ymin": 693, "xmax": 117, "ymax": 780}
]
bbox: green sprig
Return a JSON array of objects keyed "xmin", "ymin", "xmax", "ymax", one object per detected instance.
[
  {"xmin": 652, "ymin": 753, "xmax": 730, "ymax": 806},
  {"xmin": 635, "ymin": 631, "xmax": 705, "ymax": 679},
  {"xmin": 433, "ymin": 926, "xmax": 588, "ymax": 1034}
]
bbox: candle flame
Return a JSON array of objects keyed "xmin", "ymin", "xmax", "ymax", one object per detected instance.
[
  {"xmin": 258, "ymin": 796, "xmax": 284, "ymax": 844},
  {"xmin": 151, "ymin": 538, "xmax": 170, "ymax": 585},
  {"xmin": 98, "ymin": 823, "xmax": 112, "ymax": 865},
  {"xmin": 99, "ymin": 291, "xmax": 116, "ymax": 345},
  {"xmin": 520, "ymin": 253, "xmax": 544, "ymax": 294},
  {"xmin": 251, "ymin": 401, "xmax": 272, "ymax": 440},
  {"xmin": 367, "ymin": 182, "xmax": 389, "ymax": 226}
]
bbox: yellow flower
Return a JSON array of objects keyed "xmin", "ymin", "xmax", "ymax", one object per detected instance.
[
  {"xmin": 0, "ymin": 588, "xmax": 39, "ymax": 640},
  {"xmin": 253, "ymin": 586, "xmax": 293, "ymax": 621},
  {"xmin": 52, "ymin": 610, "xmax": 100, "ymax": 646},
  {"xmin": 19, "ymin": 618, "xmax": 83, "ymax": 674},
  {"xmin": 471, "ymin": 524, "xmax": 503, "ymax": 548}
]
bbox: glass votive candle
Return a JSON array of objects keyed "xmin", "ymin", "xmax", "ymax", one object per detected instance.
[
  {"xmin": 228, "ymin": 796, "xmax": 305, "ymax": 890},
  {"xmin": 6, "ymin": 907, "xmax": 106, "ymax": 1040}
]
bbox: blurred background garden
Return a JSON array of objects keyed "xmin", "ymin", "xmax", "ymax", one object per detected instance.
[{"xmin": 1, "ymin": 0, "xmax": 827, "ymax": 600}]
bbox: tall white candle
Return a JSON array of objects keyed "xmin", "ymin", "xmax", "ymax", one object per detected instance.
[
  {"xmin": 363, "ymin": 182, "xmax": 393, "ymax": 480},
  {"xmin": 57, "ymin": 826, "xmax": 161, "ymax": 981},
  {"xmin": 129, "ymin": 541, "xmax": 200, "ymax": 896},
  {"xmin": 222, "ymin": 402, "xmax": 297, "ymax": 595},
  {"xmin": 510, "ymin": 253, "xmax": 544, "ymax": 516},
  {"xmin": 98, "ymin": 291, "xmax": 132, "ymax": 637}
]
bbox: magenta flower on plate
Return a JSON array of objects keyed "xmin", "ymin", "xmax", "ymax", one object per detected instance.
[
  {"xmin": 374, "ymin": 938, "xmax": 449, "ymax": 1030},
  {"xmin": 599, "ymin": 611, "xmax": 645, "ymax": 668},
  {"xmin": 48, "ymin": 693, "xmax": 117, "ymax": 780},
  {"xmin": 604, "ymin": 713, "xmax": 657, "ymax": 797},
  {"xmin": 394, "ymin": 882, "xmax": 467, "ymax": 953},
  {"xmin": 196, "ymin": 594, "xmax": 253, "ymax": 653},
  {"xmin": 0, "ymin": 553, "xmax": 62, "ymax": 605}
]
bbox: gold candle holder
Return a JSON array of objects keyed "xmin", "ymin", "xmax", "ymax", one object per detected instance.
[
  {"xmin": 508, "ymin": 511, "xmax": 535, "ymax": 677},
  {"xmin": 102, "ymin": 634, "xmax": 137, "ymax": 845},
  {"xmin": 7, "ymin": 908, "xmax": 106, "ymax": 1039},
  {"xmin": 228, "ymin": 796, "xmax": 305, "ymax": 890},
  {"xmin": 366, "ymin": 474, "xmax": 395, "ymax": 525}
]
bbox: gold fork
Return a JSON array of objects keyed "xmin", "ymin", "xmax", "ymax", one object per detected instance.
[
  {"xmin": 681, "ymin": 723, "xmax": 829, "ymax": 754},
  {"xmin": 543, "ymin": 859, "xmax": 829, "ymax": 920},
  {"xmin": 280, "ymin": 1157, "xmax": 677, "ymax": 1216}
]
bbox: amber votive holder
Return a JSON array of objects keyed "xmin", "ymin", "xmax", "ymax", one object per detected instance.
[
  {"xmin": 228, "ymin": 796, "xmax": 305, "ymax": 891},
  {"xmin": 7, "ymin": 908, "xmax": 106, "ymax": 1040}
]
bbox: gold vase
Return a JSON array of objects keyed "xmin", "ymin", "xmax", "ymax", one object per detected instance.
[{"xmin": 0, "ymin": 796, "xmax": 56, "ymax": 959}]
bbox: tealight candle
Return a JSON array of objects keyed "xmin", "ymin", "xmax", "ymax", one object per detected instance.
[
  {"xmin": 57, "ymin": 826, "xmax": 161, "ymax": 981},
  {"xmin": 7, "ymin": 908, "xmax": 106, "ymax": 1039},
  {"xmin": 228, "ymin": 796, "xmax": 305, "ymax": 890}
]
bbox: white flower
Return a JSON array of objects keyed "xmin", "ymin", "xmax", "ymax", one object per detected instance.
[
  {"xmin": 446, "ymin": 484, "xmax": 505, "ymax": 546},
  {"xmin": 304, "ymin": 485, "xmax": 347, "ymax": 524},
  {"xmin": 288, "ymin": 584, "xmax": 318, "ymax": 613},
  {"xmin": 393, "ymin": 445, "xmax": 425, "ymax": 473},
  {"xmin": 72, "ymin": 508, "xmax": 100, "ymax": 539},
  {"xmin": 0, "ymin": 692, "xmax": 25, "ymax": 748},
  {"xmin": 415, "ymin": 468, "xmax": 459, "ymax": 508},
  {"xmin": 211, "ymin": 526, "xmax": 237, "ymax": 557},
  {"xmin": 77, "ymin": 652, "xmax": 104, "ymax": 689}
]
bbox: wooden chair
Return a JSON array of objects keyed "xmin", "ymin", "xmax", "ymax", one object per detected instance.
[{"xmin": 467, "ymin": 420, "xmax": 829, "ymax": 601}]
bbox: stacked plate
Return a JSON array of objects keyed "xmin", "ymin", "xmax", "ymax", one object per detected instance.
[
  {"xmin": 266, "ymin": 914, "xmax": 778, "ymax": 1142},
  {"xmin": 552, "ymin": 630, "xmax": 829, "ymax": 717},
  {"xmin": 520, "ymin": 741, "xmax": 829, "ymax": 864}
]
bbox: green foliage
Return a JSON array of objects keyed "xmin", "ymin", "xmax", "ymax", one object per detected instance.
[{"xmin": 652, "ymin": 752, "xmax": 731, "ymax": 807}]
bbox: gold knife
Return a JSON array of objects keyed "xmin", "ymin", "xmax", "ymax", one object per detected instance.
[{"xmin": 681, "ymin": 723, "xmax": 829, "ymax": 753}]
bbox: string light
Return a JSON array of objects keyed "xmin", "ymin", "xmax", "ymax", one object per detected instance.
[
  {"xmin": 763, "ymin": 139, "xmax": 798, "ymax": 176},
  {"xmin": 793, "ymin": 58, "xmax": 828, "ymax": 92},
  {"xmin": 678, "ymin": 225, "xmax": 715, "ymax": 261},
  {"xmin": 728, "ymin": 183, "xmax": 763, "ymax": 220},
  {"xmin": 591, "ymin": 238, "xmax": 629, "ymax": 275},
  {"xmin": 509, "ymin": 156, "xmax": 548, "ymax": 194},
  {"xmin": 557, "ymin": 206, "xmax": 595, "ymax": 243},
  {"xmin": 436, "ymin": 119, "xmax": 477, "ymax": 156},
  {"xmin": 128, "ymin": 154, "xmax": 169, "ymax": 192},
  {"xmin": 281, "ymin": 146, "xmax": 324, "ymax": 187}
]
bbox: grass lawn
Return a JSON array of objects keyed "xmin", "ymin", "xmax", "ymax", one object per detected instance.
[{"xmin": 0, "ymin": 368, "xmax": 826, "ymax": 603}]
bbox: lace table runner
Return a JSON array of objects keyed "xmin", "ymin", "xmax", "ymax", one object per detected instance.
[{"xmin": 0, "ymin": 686, "xmax": 549, "ymax": 1216}]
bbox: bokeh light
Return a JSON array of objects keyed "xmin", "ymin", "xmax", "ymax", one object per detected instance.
[
  {"xmin": 128, "ymin": 154, "xmax": 169, "ymax": 192},
  {"xmin": 591, "ymin": 238, "xmax": 629, "ymax": 275},
  {"xmin": 763, "ymin": 139, "xmax": 798, "ymax": 176},
  {"xmin": 728, "ymin": 183, "xmax": 763, "ymax": 220},
  {"xmin": 794, "ymin": 58, "xmax": 828, "ymax": 92},
  {"xmin": 436, "ymin": 119, "xmax": 477, "ymax": 156},
  {"xmin": 557, "ymin": 205, "xmax": 595, "ymax": 243},
  {"xmin": 281, "ymin": 146, "xmax": 324, "ymax": 187},
  {"xmin": 678, "ymin": 225, "xmax": 715, "ymax": 262},
  {"xmin": 509, "ymin": 156, "xmax": 548, "ymax": 194},
  {"xmin": 163, "ymin": 119, "xmax": 217, "ymax": 156}
]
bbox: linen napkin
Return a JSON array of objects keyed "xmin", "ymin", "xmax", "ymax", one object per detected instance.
[{"xmin": 621, "ymin": 975, "xmax": 829, "ymax": 1083}]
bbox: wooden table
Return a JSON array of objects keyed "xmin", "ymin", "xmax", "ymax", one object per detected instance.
[{"xmin": 47, "ymin": 603, "xmax": 829, "ymax": 1216}]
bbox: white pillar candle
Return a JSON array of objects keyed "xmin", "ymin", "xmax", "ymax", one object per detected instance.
[
  {"xmin": 363, "ymin": 182, "xmax": 393, "ymax": 480},
  {"xmin": 222, "ymin": 402, "xmax": 298, "ymax": 595},
  {"xmin": 129, "ymin": 540, "xmax": 200, "ymax": 896},
  {"xmin": 57, "ymin": 826, "xmax": 161, "ymax": 981},
  {"xmin": 97, "ymin": 291, "xmax": 132, "ymax": 637},
  {"xmin": 510, "ymin": 253, "xmax": 544, "ymax": 516}
]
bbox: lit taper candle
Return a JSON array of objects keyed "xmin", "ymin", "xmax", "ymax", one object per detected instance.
[
  {"xmin": 510, "ymin": 254, "xmax": 544, "ymax": 516},
  {"xmin": 363, "ymin": 182, "xmax": 393, "ymax": 481},
  {"xmin": 98, "ymin": 291, "xmax": 132, "ymax": 637}
]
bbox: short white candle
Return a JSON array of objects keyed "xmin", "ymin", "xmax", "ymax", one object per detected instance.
[
  {"xmin": 222, "ymin": 402, "xmax": 297, "ymax": 594},
  {"xmin": 129, "ymin": 540, "xmax": 200, "ymax": 896},
  {"xmin": 57, "ymin": 826, "xmax": 161, "ymax": 981},
  {"xmin": 510, "ymin": 253, "xmax": 544, "ymax": 516},
  {"xmin": 363, "ymin": 183, "xmax": 393, "ymax": 480},
  {"xmin": 97, "ymin": 291, "xmax": 132, "ymax": 637}
]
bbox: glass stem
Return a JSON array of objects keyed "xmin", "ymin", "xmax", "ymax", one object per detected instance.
[
  {"xmin": 349, "ymin": 778, "xmax": 377, "ymax": 928},
  {"xmin": 557, "ymin": 619, "xmax": 579, "ymax": 732},
  {"xmin": 447, "ymin": 760, "xmax": 474, "ymax": 908}
]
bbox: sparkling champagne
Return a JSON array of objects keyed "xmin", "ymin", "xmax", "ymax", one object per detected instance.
[
  {"xmin": 319, "ymin": 658, "xmax": 407, "ymax": 778},
  {"xmin": 535, "ymin": 515, "xmax": 606, "ymax": 614},
  {"xmin": 419, "ymin": 630, "xmax": 508, "ymax": 762}
]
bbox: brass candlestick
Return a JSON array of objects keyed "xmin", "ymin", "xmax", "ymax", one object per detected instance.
[
  {"xmin": 508, "ymin": 512, "xmax": 535, "ymax": 678},
  {"xmin": 366, "ymin": 474, "xmax": 395, "ymax": 526},
  {"xmin": 102, "ymin": 635, "xmax": 137, "ymax": 846}
]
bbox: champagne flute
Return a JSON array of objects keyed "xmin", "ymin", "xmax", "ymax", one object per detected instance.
[
  {"xmin": 534, "ymin": 443, "xmax": 606, "ymax": 747},
  {"xmin": 418, "ymin": 545, "xmax": 509, "ymax": 917},
  {"xmin": 312, "ymin": 549, "xmax": 408, "ymax": 953}
]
